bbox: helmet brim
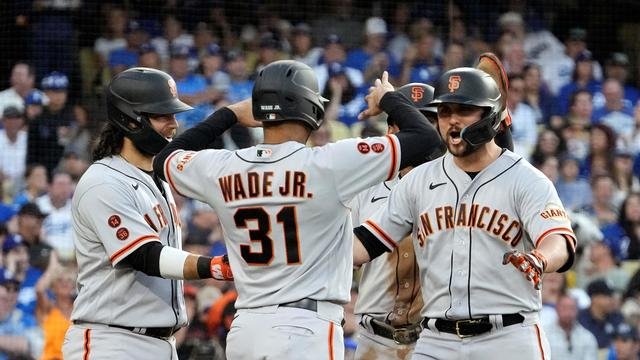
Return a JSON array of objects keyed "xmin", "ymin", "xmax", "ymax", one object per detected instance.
[{"xmin": 137, "ymin": 97, "xmax": 193, "ymax": 115}]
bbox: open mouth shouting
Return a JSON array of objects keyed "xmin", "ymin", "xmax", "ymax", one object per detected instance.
[{"xmin": 448, "ymin": 129, "xmax": 462, "ymax": 146}]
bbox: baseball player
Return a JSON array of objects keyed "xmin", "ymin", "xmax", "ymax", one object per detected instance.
[
  {"xmin": 62, "ymin": 68, "xmax": 232, "ymax": 360},
  {"xmin": 352, "ymin": 67, "xmax": 577, "ymax": 360},
  {"xmin": 352, "ymin": 83, "xmax": 438, "ymax": 360},
  {"xmin": 152, "ymin": 60, "xmax": 443, "ymax": 360}
]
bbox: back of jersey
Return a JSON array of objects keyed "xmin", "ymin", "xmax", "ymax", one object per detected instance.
[{"xmin": 163, "ymin": 136, "xmax": 399, "ymax": 308}]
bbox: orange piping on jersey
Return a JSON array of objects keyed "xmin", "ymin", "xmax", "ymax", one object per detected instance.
[
  {"xmin": 110, "ymin": 235, "xmax": 160, "ymax": 263},
  {"xmin": 364, "ymin": 220, "xmax": 398, "ymax": 249},
  {"xmin": 385, "ymin": 135, "xmax": 398, "ymax": 181},
  {"xmin": 164, "ymin": 150, "xmax": 186, "ymax": 197},
  {"xmin": 534, "ymin": 227, "xmax": 576, "ymax": 250},
  {"xmin": 83, "ymin": 329, "xmax": 91, "ymax": 360},
  {"xmin": 328, "ymin": 322, "xmax": 335, "ymax": 360},
  {"xmin": 534, "ymin": 324, "xmax": 546, "ymax": 359}
]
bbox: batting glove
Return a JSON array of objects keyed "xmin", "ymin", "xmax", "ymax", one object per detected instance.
[
  {"xmin": 502, "ymin": 249, "xmax": 547, "ymax": 290},
  {"xmin": 210, "ymin": 254, "xmax": 233, "ymax": 281}
]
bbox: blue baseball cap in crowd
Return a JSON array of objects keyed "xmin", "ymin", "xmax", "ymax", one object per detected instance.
[
  {"xmin": 139, "ymin": 43, "xmax": 157, "ymax": 55},
  {"xmin": 205, "ymin": 43, "xmax": 223, "ymax": 57},
  {"xmin": 325, "ymin": 34, "xmax": 343, "ymax": 46},
  {"xmin": 41, "ymin": 71, "xmax": 69, "ymax": 91},
  {"xmin": 328, "ymin": 62, "xmax": 346, "ymax": 77},
  {"xmin": 126, "ymin": 20, "xmax": 146, "ymax": 34},
  {"xmin": 575, "ymin": 50, "xmax": 593, "ymax": 63},
  {"xmin": 25, "ymin": 89, "xmax": 49, "ymax": 106},
  {"xmin": 170, "ymin": 44, "xmax": 192, "ymax": 58},
  {"xmin": 614, "ymin": 323, "xmax": 639, "ymax": 341},
  {"xmin": 2, "ymin": 234, "xmax": 27, "ymax": 253}
]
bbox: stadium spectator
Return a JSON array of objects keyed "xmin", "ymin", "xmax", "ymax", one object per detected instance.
[
  {"xmin": 254, "ymin": 32, "xmax": 285, "ymax": 74},
  {"xmin": 601, "ymin": 192, "xmax": 640, "ymax": 261},
  {"xmin": 604, "ymin": 52, "xmax": 639, "ymax": 106},
  {"xmin": 559, "ymin": 90, "xmax": 593, "ymax": 159},
  {"xmin": 535, "ymin": 155, "xmax": 560, "ymax": 183},
  {"xmin": 24, "ymin": 89, "xmax": 48, "ymax": 122},
  {"xmin": 290, "ymin": 23, "xmax": 322, "ymax": 68},
  {"xmin": 580, "ymin": 174, "xmax": 620, "ymax": 227},
  {"xmin": 556, "ymin": 155, "xmax": 593, "ymax": 211},
  {"xmin": 35, "ymin": 172, "xmax": 74, "ymax": 261},
  {"xmin": 35, "ymin": 253, "xmax": 74, "ymax": 360},
  {"xmin": 556, "ymin": 50, "xmax": 602, "ymax": 117},
  {"xmin": 321, "ymin": 62, "xmax": 366, "ymax": 127},
  {"xmin": 27, "ymin": 72, "xmax": 75, "ymax": 178},
  {"xmin": 607, "ymin": 322, "xmax": 640, "ymax": 360},
  {"xmin": 0, "ymin": 107, "xmax": 27, "ymax": 199},
  {"xmin": 346, "ymin": 17, "xmax": 400, "ymax": 84},
  {"xmin": 502, "ymin": 38, "xmax": 527, "ymax": 76},
  {"xmin": 151, "ymin": 15, "xmax": 195, "ymax": 66},
  {"xmin": 386, "ymin": 3, "xmax": 413, "ymax": 64},
  {"xmin": 62, "ymin": 105, "xmax": 93, "ymax": 163},
  {"xmin": 579, "ymin": 279, "xmax": 625, "ymax": 349},
  {"xmin": 611, "ymin": 149, "xmax": 640, "ymax": 197},
  {"xmin": 541, "ymin": 27, "xmax": 603, "ymax": 96},
  {"xmin": 442, "ymin": 41, "xmax": 466, "ymax": 72},
  {"xmin": 544, "ymin": 294, "xmax": 599, "ymax": 360},
  {"xmin": 108, "ymin": 20, "xmax": 149, "ymax": 75},
  {"xmin": 310, "ymin": 0, "xmax": 362, "ymax": 50},
  {"xmin": 1, "ymin": 235, "xmax": 42, "ymax": 327},
  {"xmin": 0, "ymin": 274, "xmax": 41, "ymax": 360},
  {"xmin": 582, "ymin": 124, "xmax": 617, "ymax": 178},
  {"xmin": 176, "ymin": 285, "xmax": 225, "ymax": 360},
  {"xmin": 93, "ymin": 6, "xmax": 128, "ymax": 67},
  {"xmin": 522, "ymin": 63, "xmax": 555, "ymax": 125},
  {"xmin": 540, "ymin": 272, "xmax": 568, "ymax": 326},
  {"xmin": 576, "ymin": 241, "xmax": 630, "ymax": 293},
  {"xmin": 200, "ymin": 43, "xmax": 230, "ymax": 104},
  {"xmin": 593, "ymin": 79, "xmax": 635, "ymax": 147},
  {"xmin": 399, "ymin": 31, "xmax": 442, "ymax": 86},
  {"xmin": 314, "ymin": 34, "xmax": 364, "ymax": 95},
  {"xmin": 0, "ymin": 62, "xmax": 35, "ymax": 116},
  {"xmin": 12, "ymin": 165, "xmax": 48, "ymax": 213},
  {"xmin": 529, "ymin": 128, "xmax": 566, "ymax": 166},
  {"xmin": 507, "ymin": 74, "xmax": 538, "ymax": 159},
  {"xmin": 225, "ymin": 50, "xmax": 254, "ymax": 104},
  {"xmin": 137, "ymin": 43, "xmax": 162, "ymax": 70},
  {"xmin": 14, "ymin": 203, "xmax": 51, "ymax": 272}
]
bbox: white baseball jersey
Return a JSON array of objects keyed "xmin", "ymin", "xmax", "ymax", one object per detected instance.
[
  {"xmin": 363, "ymin": 150, "xmax": 576, "ymax": 319},
  {"xmin": 70, "ymin": 156, "xmax": 187, "ymax": 328},
  {"xmin": 352, "ymin": 179, "xmax": 422, "ymax": 326},
  {"xmin": 163, "ymin": 136, "xmax": 400, "ymax": 308}
]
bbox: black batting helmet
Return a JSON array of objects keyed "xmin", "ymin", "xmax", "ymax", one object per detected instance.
[
  {"xmin": 106, "ymin": 67, "xmax": 192, "ymax": 155},
  {"xmin": 252, "ymin": 60, "xmax": 328, "ymax": 130},
  {"xmin": 429, "ymin": 67, "xmax": 501, "ymax": 147},
  {"xmin": 396, "ymin": 83, "xmax": 436, "ymax": 124}
]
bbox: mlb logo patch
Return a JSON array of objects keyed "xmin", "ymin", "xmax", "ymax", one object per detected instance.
[
  {"xmin": 257, "ymin": 148, "xmax": 273, "ymax": 158},
  {"xmin": 267, "ymin": 113, "xmax": 277, "ymax": 120}
]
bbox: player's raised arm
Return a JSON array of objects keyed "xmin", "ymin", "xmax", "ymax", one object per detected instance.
[
  {"xmin": 360, "ymin": 71, "xmax": 443, "ymax": 169},
  {"xmin": 153, "ymin": 99, "xmax": 260, "ymax": 181}
]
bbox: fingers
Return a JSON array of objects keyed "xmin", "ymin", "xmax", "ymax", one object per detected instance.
[{"xmin": 381, "ymin": 71, "xmax": 389, "ymax": 84}]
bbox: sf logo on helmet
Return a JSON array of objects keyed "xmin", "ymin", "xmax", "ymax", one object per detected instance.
[
  {"xmin": 448, "ymin": 75, "xmax": 461, "ymax": 93},
  {"xmin": 411, "ymin": 86, "xmax": 424, "ymax": 102}
]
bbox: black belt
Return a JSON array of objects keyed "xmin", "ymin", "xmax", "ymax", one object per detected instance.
[
  {"xmin": 280, "ymin": 298, "xmax": 318, "ymax": 312},
  {"xmin": 366, "ymin": 318, "xmax": 422, "ymax": 345},
  {"xmin": 279, "ymin": 299, "xmax": 345, "ymax": 326},
  {"xmin": 421, "ymin": 313, "xmax": 524, "ymax": 338},
  {"xmin": 74, "ymin": 321, "xmax": 177, "ymax": 339}
]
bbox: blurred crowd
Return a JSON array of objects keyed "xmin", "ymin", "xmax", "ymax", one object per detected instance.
[{"xmin": 1, "ymin": 1, "xmax": 640, "ymax": 359}]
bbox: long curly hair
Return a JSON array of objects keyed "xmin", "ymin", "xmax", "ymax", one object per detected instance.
[{"xmin": 91, "ymin": 122, "xmax": 125, "ymax": 161}]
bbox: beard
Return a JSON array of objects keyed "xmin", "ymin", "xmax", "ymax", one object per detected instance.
[{"xmin": 442, "ymin": 127, "xmax": 480, "ymax": 157}]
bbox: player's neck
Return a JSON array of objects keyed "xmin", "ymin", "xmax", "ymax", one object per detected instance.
[
  {"xmin": 453, "ymin": 142, "xmax": 501, "ymax": 172},
  {"xmin": 263, "ymin": 123, "xmax": 311, "ymax": 145},
  {"xmin": 120, "ymin": 140, "xmax": 153, "ymax": 172}
]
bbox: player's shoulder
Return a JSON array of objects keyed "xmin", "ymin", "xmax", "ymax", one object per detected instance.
[
  {"xmin": 234, "ymin": 142, "xmax": 308, "ymax": 163},
  {"xmin": 75, "ymin": 158, "xmax": 137, "ymax": 194},
  {"xmin": 502, "ymin": 150, "xmax": 552, "ymax": 183}
]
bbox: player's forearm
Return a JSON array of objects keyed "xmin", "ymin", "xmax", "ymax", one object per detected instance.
[
  {"xmin": 380, "ymin": 92, "xmax": 442, "ymax": 168},
  {"xmin": 153, "ymin": 107, "xmax": 238, "ymax": 180},
  {"xmin": 353, "ymin": 237, "xmax": 371, "ymax": 266},
  {"xmin": 353, "ymin": 226, "xmax": 392, "ymax": 265},
  {"xmin": 536, "ymin": 234, "xmax": 572, "ymax": 273}
]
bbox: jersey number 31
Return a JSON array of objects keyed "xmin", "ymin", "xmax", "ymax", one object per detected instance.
[{"xmin": 234, "ymin": 206, "xmax": 300, "ymax": 265}]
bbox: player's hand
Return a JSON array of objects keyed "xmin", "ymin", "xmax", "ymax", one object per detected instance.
[
  {"xmin": 227, "ymin": 98, "xmax": 262, "ymax": 128},
  {"xmin": 210, "ymin": 254, "xmax": 233, "ymax": 281},
  {"xmin": 358, "ymin": 71, "xmax": 394, "ymax": 120},
  {"xmin": 502, "ymin": 249, "xmax": 547, "ymax": 290}
]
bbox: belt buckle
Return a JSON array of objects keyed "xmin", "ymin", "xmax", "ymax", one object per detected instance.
[
  {"xmin": 392, "ymin": 327, "xmax": 414, "ymax": 345},
  {"xmin": 454, "ymin": 319, "xmax": 482, "ymax": 339}
]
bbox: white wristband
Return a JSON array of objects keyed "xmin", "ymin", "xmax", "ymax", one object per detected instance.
[{"xmin": 159, "ymin": 246, "xmax": 190, "ymax": 279}]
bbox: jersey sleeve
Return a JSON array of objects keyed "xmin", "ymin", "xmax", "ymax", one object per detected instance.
[
  {"xmin": 162, "ymin": 149, "xmax": 228, "ymax": 202},
  {"xmin": 360, "ymin": 175, "xmax": 414, "ymax": 251},
  {"xmin": 517, "ymin": 177, "xmax": 576, "ymax": 251},
  {"xmin": 76, "ymin": 183, "xmax": 161, "ymax": 265},
  {"xmin": 319, "ymin": 135, "xmax": 401, "ymax": 204}
]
